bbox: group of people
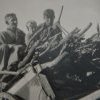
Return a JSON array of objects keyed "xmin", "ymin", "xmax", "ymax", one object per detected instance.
[{"xmin": 0, "ymin": 8, "xmax": 66, "ymax": 76}]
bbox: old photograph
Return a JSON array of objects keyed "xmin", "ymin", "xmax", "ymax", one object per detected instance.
[{"xmin": 0, "ymin": 0, "xmax": 100, "ymax": 100}]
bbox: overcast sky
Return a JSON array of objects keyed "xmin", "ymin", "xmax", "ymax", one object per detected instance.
[{"xmin": 0, "ymin": 0, "xmax": 100, "ymax": 38}]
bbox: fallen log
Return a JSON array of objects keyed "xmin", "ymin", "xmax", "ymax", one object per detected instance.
[{"xmin": 41, "ymin": 51, "xmax": 68, "ymax": 69}]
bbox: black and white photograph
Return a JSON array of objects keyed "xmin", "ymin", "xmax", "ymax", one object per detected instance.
[{"xmin": 0, "ymin": 0, "xmax": 100, "ymax": 100}]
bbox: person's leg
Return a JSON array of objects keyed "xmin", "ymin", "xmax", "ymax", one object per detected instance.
[
  {"xmin": 0, "ymin": 44, "xmax": 10, "ymax": 81},
  {"xmin": 0, "ymin": 44, "xmax": 10, "ymax": 71}
]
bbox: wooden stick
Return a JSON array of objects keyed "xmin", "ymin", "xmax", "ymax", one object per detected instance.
[
  {"xmin": 97, "ymin": 23, "xmax": 100, "ymax": 37},
  {"xmin": 58, "ymin": 5, "xmax": 64, "ymax": 22},
  {"xmin": 74, "ymin": 23, "xmax": 92, "ymax": 42},
  {"xmin": 78, "ymin": 22, "xmax": 92, "ymax": 37},
  {"xmin": 0, "ymin": 71, "xmax": 18, "ymax": 75},
  {"xmin": 56, "ymin": 23, "xmax": 69, "ymax": 35}
]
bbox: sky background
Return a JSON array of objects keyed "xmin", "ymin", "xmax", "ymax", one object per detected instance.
[{"xmin": 0, "ymin": 0, "xmax": 100, "ymax": 38}]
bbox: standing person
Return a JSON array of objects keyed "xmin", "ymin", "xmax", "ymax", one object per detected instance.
[
  {"xmin": 37, "ymin": 9, "xmax": 62, "ymax": 49},
  {"xmin": 0, "ymin": 13, "xmax": 25, "ymax": 71}
]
